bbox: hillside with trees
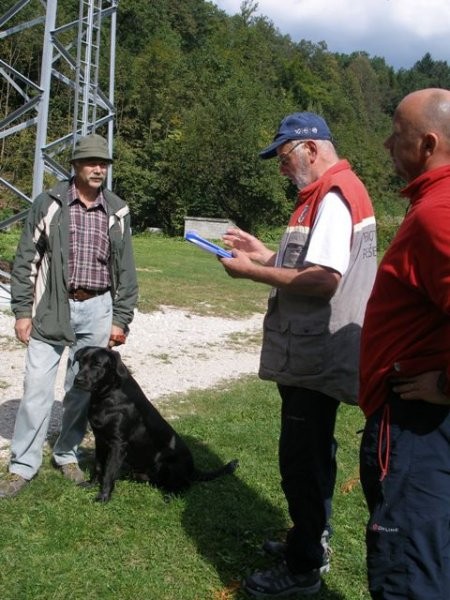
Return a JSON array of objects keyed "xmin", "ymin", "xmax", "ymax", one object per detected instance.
[{"xmin": 2, "ymin": 0, "xmax": 450, "ymax": 240}]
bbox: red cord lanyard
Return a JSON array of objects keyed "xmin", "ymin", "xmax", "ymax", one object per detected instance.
[{"xmin": 378, "ymin": 403, "xmax": 391, "ymax": 482}]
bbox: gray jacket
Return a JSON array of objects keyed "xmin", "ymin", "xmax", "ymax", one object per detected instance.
[{"xmin": 11, "ymin": 180, "xmax": 138, "ymax": 345}]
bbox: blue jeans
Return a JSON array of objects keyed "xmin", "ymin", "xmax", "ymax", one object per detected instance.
[{"xmin": 10, "ymin": 292, "xmax": 112, "ymax": 479}]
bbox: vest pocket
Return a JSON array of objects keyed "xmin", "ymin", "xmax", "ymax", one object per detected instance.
[
  {"xmin": 288, "ymin": 320, "xmax": 326, "ymax": 375},
  {"xmin": 260, "ymin": 320, "xmax": 326, "ymax": 376}
]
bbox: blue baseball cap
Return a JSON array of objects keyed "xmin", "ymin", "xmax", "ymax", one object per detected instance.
[{"xmin": 259, "ymin": 112, "xmax": 332, "ymax": 159}]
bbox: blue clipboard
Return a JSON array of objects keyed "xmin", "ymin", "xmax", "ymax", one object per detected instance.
[{"xmin": 184, "ymin": 231, "xmax": 233, "ymax": 259}]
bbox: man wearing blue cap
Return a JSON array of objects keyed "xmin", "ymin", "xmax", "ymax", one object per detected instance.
[
  {"xmin": 0, "ymin": 133, "xmax": 138, "ymax": 498},
  {"xmin": 221, "ymin": 112, "xmax": 377, "ymax": 596}
]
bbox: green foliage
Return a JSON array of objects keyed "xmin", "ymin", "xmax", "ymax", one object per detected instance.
[
  {"xmin": 108, "ymin": 0, "xmax": 450, "ymax": 234},
  {"xmin": 3, "ymin": 0, "xmax": 450, "ymax": 236},
  {"xmin": 376, "ymin": 214, "xmax": 405, "ymax": 256}
]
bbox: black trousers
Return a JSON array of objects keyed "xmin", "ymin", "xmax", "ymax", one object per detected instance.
[{"xmin": 278, "ymin": 384, "xmax": 339, "ymax": 574}]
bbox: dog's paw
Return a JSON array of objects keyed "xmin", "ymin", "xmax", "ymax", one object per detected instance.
[
  {"xmin": 94, "ymin": 492, "xmax": 111, "ymax": 503},
  {"xmin": 78, "ymin": 480, "xmax": 96, "ymax": 489},
  {"xmin": 227, "ymin": 459, "xmax": 239, "ymax": 473}
]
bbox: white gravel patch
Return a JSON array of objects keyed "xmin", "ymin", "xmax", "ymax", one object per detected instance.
[{"xmin": 0, "ymin": 306, "xmax": 263, "ymax": 463}]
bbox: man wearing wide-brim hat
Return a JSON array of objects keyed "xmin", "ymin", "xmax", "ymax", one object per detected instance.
[{"xmin": 0, "ymin": 133, "xmax": 138, "ymax": 498}]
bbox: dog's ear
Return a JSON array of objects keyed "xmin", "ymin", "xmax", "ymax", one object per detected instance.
[
  {"xmin": 74, "ymin": 346, "xmax": 89, "ymax": 364},
  {"xmin": 110, "ymin": 349, "xmax": 129, "ymax": 378}
]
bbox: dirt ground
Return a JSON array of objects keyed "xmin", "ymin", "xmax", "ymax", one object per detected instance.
[{"xmin": 0, "ymin": 306, "xmax": 263, "ymax": 463}]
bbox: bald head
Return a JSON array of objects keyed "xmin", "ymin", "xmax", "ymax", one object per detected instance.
[
  {"xmin": 400, "ymin": 88, "xmax": 450, "ymax": 141},
  {"xmin": 385, "ymin": 88, "xmax": 450, "ymax": 181}
]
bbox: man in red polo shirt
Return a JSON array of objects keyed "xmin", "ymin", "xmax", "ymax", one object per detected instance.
[{"xmin": 359, "ymin": 88, "xmax": 450, "ymax": 599}]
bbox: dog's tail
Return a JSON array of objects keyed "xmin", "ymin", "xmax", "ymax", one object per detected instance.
[{"xmin": 193, "ymin": 459, "xmax": 239, "ymax": 482}]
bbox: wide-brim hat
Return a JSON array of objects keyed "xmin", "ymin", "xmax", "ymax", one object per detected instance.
[
  {"xmin": 71, "ymin": 134, "xmax": 113, "ymax": 162},
  {"xmin": 260, "ymin": 112, "xmax": 332, "ymax": 159}
]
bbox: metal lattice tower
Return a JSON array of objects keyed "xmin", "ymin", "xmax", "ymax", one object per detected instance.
[{"xmin": 0, "ymin": 0, "xmax": 118, "ymax": 232}]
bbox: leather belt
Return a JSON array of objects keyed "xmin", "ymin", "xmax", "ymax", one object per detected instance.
[{"xmin": 68, "ymin": 288, "xmax": 109, "ymax": 302}]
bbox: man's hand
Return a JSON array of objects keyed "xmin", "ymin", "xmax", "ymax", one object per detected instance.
[
  {"xmin": 14, "ymin": 317, "xmax": 32, "ymax": 345},
  {"xmin": 108, "ymin": 325, "xmax": 126, "ymax": 347},
  {"xmin": 391, "ymin": 371, "xmax": 450, "ymax": 405},
  {"xmin": 220, "ymin": 248, "xmax": 260, "ymax": 279},
  {"xmin": 222, "ymin": 228, "xmax": 275, "ymax": 265}
]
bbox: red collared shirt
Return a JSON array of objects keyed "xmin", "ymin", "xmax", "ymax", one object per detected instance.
[{"xmin": 359, "ymin": 165, "xmax": 450, "ymax": 416}]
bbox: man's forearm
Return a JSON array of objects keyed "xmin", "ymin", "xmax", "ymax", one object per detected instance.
[{"xmin": 243, "ymin": 263, "xmax": 340, "ymax": 299}]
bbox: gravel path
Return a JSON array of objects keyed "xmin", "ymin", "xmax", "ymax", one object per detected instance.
[{"xmin": 0, "ymin": 306, "xmax": 263, "ymax": 463}]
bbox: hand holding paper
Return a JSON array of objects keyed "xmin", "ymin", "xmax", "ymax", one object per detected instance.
[{"xmin": 184, "ymin": 231, "xmax": 233, "ymax": 259}]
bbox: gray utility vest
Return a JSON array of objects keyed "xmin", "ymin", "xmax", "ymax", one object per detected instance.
[{"xmin": 259, "ymin": 191, "xmax": 377, "ymax": 405}]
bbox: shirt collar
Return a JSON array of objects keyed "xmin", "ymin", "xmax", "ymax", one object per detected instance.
[
  {"xmin": 67, "ymin": 178, "xmax": 107, "ymax": 211},
  {"xmin": 400, "ymin": 164, "xmax": 450, "ymax": 205}
]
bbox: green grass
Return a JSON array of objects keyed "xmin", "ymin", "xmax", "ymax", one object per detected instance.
[
  {"xmin": 0, "ymin": 228, "xmax": 20, "ymax": 265},
  {"xmin": 0, "ymin": 379, "xmax": 369, "ymax": 600},
  {"xmin": 0, "ymin": 231, "xmax": 370, "ymax": 599},
  {"xmin": 133, "ymin": 234, "xmax": 268, "ymax": 317}
]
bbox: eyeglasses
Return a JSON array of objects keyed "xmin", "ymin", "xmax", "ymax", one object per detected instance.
[{"xmin": 277, "ymin": 141, "xmax": 306, "ymax": 165}]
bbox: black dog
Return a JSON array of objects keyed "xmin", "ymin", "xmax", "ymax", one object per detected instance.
[{"xmin": 73, "ymin": 346, "xmax": 238, "ymax": 502}]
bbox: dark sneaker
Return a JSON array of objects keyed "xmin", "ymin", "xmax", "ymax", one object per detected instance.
[
  {"xmin": 0, "ymin": 473, "xmax": 30, "ymax": 498},
  {"xmin": 59, "ymin": 463, "xmax": 86, "ymax": 484},
  {"xmin": 244, "ymin": 562, "xmax": 321, "ymax": 597},
  {"xmin": 263, "ymin": 531, "xmax": 331, "ymax": 574}
]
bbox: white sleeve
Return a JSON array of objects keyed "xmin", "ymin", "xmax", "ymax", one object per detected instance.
[{"xmin": 304, "ymin": 191, "xmax": 352, "ymax": 276}]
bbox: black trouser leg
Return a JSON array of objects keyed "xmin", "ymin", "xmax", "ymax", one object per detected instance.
[{"xmin": 278, "ymin": 385, "xmax": 339, "ymax": 573}]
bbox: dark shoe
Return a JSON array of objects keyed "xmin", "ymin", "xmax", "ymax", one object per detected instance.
[
  {"xmin": 59, "ymin": 463, "xmax": 86, "ymax": 484},
  {"xmin": 263, "ymin": 531, "xmax": 331, "ymax": 574},
  {"xmin": 244, "ymin": 562, "xmax": 321, "ymax": 597},
  {"xmin": 0, "ymin": 473, "xmax": 30, "ymax": 498},
  {"xmin": 262, "ymin": 540, "xmax": 287, "ymax": 558}
]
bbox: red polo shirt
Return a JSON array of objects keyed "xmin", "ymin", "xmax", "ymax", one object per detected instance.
[{"xmin": 359, "ymin": 165, "xmax": 450, "ymax": 417}]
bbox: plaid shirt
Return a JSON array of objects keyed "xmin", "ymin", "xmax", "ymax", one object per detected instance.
[{"xmin": 67, "ymin": 182, "xmax": 111, "ymax": 291}]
